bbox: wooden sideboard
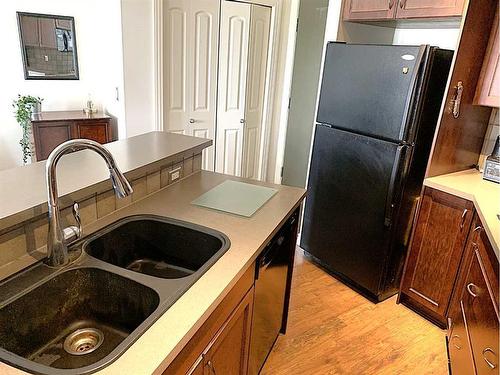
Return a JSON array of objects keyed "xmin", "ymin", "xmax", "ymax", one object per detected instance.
[{"xmin": 31, "ymin": 110, "xmax": 113, "ymax": 161}]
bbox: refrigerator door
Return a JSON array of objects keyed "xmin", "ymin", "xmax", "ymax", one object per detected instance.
[
  {"xmin": 301, "ymin": 125, "xmax": 410, "ymax": 297},
  {"xmin": 317, "ymin": 43, "xmax": 426, "ymax": 143}
]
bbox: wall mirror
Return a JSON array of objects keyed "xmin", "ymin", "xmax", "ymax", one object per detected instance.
[{"xmin": 17, "ymin": 12, "xmax": 79, "ymax": 80}]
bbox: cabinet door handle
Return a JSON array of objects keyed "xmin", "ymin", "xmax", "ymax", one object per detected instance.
[
  {"xmin": 460, "ymin": 209, "xmax": 468, "ymax": 229},
  {"xmin": 466, "ymin": 283, "xmax": 479, "ymax": 298},
  {"xmin": 451, "ymin": 334, "xmax": 462, "ymax": 350},
  {"xmin": 206, "ymin": 360, "xmax": 217, "ymax": 374},
  {"xmin": 389, "ymin": 0, "xmax": 395, "ymax": 9},
  {"xmin": 399, "ymin": 0, "xmax": 407, "ymax": 9},
  {"xmin": 451, "ymin": 81, "xmax": 464, "ymax": 119},
  {"xmin": 483, "ymin": 348, "xmax": 497, "ymax": 369}
]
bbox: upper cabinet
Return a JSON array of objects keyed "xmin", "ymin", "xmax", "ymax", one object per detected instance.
[
  {"xmin": 396, "ymin": 0, "xmax": 465, "ymax": 19},
  {"xmin": 343, "ymin": 0, "xmax": 465, "ymax": 21},
  {"xmin": 475, "ymin": 7, "xmax": 500, "ymax": 108},
  {"xmin": 343, "ymin": 0, "xmax": 397, "ymax": 21}
]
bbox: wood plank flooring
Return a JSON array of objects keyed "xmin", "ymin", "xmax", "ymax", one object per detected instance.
[{"xmin": 261, "ymin": 249, "xmax": 448, "ymax": 375}]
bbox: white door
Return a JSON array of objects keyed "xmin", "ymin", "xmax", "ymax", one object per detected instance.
[
  {"xmin": 164, "ymin": 0, "xmax": 219, "ymax": 170},
  {"xmin": 164, "ymin": 0, "xmax": 188, "ymax": 135},
  {"xmin": 215, "ymin": 1, "xmax": 251, "ymax": 176},
  {"xmin": 242, "ymin": 5, "xmax": 271, "ymax": 180}
]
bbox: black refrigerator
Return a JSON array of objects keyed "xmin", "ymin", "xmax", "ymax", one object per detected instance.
[{"xmin": 300, "ymin": 43, "xmax": 453, "ymax": 302}]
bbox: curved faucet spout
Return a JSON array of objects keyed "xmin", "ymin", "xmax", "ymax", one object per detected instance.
[{"xmin": 45, "ymin": 139, "xmax": 133, "ymax": 267}]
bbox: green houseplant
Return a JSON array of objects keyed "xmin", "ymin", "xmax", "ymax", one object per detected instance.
[{"xmin": 12, "ymin": 94, "xmax": 43, "ymax": 164}]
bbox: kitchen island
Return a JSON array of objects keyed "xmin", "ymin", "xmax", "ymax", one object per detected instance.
[{"xmin": 0, "ymin": 132, "xmax": 306, "ymax": 375}]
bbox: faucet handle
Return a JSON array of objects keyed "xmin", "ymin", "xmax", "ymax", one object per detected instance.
[
  {"xmin": 73, "ymin": 202, "xmax": 82, "ymax": 237},
  {"xmin": 62, "ymin": 202, "xmax": 82, "ymax": 245}
]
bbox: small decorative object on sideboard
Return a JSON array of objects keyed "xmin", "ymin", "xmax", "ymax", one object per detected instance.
[
  {"xmin": 484, "ymin": 135, "xmax": 500, "ymax": 183},
  {"xmin": 84, "ymin": 94, "xmax": 97, "ymax": 115}
]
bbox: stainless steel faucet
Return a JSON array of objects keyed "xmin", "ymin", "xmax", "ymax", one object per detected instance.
[{"xmin": 45, "ymin": 139, "xmax": 133, "ymax": 267}]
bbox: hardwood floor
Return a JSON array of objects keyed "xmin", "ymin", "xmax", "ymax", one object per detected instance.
[{"xmin": 261, "ymin": 249, "xmax": 448, "ymax": 375}]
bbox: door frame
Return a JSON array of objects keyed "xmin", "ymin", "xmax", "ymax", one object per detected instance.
[
  {"xmin": 153, "ymin": 0, "xmax": 289, "ymax": 181},
  {"xmin": 153, "ymin": 0, "xmax": 164, "ymax": 132}
]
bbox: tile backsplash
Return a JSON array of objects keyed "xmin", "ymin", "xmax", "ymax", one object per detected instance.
[
  {"xmin": 0, "ymin": 153, "xmax": 202, "ymax": 281},
  {"xmin": 479, "ymin": 109, "xmax": 500, "ymax": 171}
]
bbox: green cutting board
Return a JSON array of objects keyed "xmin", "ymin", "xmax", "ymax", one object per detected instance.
[{"xmin": 191, "ymin": 180, "xmax": 278, "ymax": 217}]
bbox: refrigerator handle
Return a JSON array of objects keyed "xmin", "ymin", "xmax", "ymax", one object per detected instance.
[{"xmin": 384, "ymin": 145, "xmax": 408, "ymax": 227}]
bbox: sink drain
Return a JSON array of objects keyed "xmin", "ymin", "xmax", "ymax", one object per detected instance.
[{"xmin": 63, "ymin": 328, "xmax": 104, "ymax": 355}]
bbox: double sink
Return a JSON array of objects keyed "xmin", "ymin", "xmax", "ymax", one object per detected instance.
[{"xmin": 0, "ymin": 215, "xmax": 230, "ymax": 374}]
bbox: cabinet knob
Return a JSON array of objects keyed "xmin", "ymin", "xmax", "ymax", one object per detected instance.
[
  {"xmin": 206, "ymin": 360, "xmax": 217, "ymax": 374},
  {"xmin": 240, "ymin": 119, "xmax": 246, "ymax": 124},
  {"xmin": 483, "ymin": 348, "xmax": 497, "ymax": 369},
  {"xmin": 189, "ymin": 118, "xmax": 195, "ymax": 124}
]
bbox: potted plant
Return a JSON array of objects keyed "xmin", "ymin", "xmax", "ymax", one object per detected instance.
[{"xmin": 12, "ymin": 94, "xmax": 43, "ymax": 164}]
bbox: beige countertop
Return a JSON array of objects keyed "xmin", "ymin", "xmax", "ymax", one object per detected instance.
[
  {"xmin": 0, "ymin": 132, "xmax": 210, "ymax": 232},
  {"xmin": 424, "ymin": 169, "xmax": 500, "ymax": 258},
  {"xmin": 0, "ymin": 171, "xmax": 306, "ymax": 375}
]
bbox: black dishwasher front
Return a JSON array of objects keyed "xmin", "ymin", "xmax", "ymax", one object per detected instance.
[{"xmin": 249, "ymin": 210, "xmax": 298, "ymax": 375}]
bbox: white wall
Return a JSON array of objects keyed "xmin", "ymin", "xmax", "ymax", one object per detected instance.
[
  {"xmin": 121, "ymin": 0, "xmax": 155, "ymax": 137},
  {"xmin": 393, "ymin": 27, "xmax": 461, "ymax": 50},
  {"xmin": 0, "ymin": 0, "xmax": 125, "ymax": 171}
]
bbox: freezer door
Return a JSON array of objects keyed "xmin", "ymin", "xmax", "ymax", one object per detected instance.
[
  {"xmin": 301, "ymin": 125, "xmax": 409, "ymax": 297},
  {"xmin": 317, "ymin": 43, "xmax": 426, "ymax": 143}
]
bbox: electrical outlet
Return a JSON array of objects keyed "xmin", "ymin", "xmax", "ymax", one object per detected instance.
[
  {"xmin": 168, "ymin": 166, "xmax": 182, "ymax": 184},
  {"xmin": 44, "ymin": 55, "xmax": 49, "ymax": 62}
]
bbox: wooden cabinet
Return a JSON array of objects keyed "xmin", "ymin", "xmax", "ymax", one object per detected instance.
[
  {"xmin": 203, "ymin": 289, "xmax": 254, "ymax": 375},
  {"xmin": 448, "ymin": 214, "xmax": 499, "ymax": 375},
  {"xmin": 343, "ymin": 0, "xmax": 464, "ymax": 21},
  {"xmin": 343, "ymin": 0, "xmax": 397, "ymax": 21},
  {"xmin": 475, "ymin": 8, "xmax": 500, "ymax": 108},
  {"xmin": 184, "ymin": 289, "xmax": 254, "ymax": 375},
  {"xmin": 396, "ymin": 0, "xmax": 465, "ymax": 19},
  {"xmin": 399, "ymin": 187, "xmax": 474, "ymax": 327},
  {"xmin": 38, "ymin": 18, "xmax": 56, "ymax": 48},
  {"xmin": 31, "ymin": 111, "xmax": 112, "ymax": 161}
]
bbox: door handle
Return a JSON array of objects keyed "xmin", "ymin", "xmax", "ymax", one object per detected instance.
[
  {"xmin": 483, "ymin": 348, "xmax": 497, "ymax": 369},
  {"xmin": 384, "ymin": 145, "xmax": 408, "ymax": 227},
  {"xmin": 459, "ymin": 209, "xmax": 468, "ymax": 229},
  {"xmin": 240, "ymin": 119, "xmax": 246, "ymax": 124},
  {"xmin": 450, "ymin": 81, "xmax": 464, "ymax": 119},
  {"xmin": 466, "ymin": 283, "xmax": 479, "ymax": 298},
  {"xmin": 206, "ymin": 360, "xmax": 217, "ymax": 374},
  {"xmin": 189, "ymin": 118, "xmax": 195, "ymax": 124}
]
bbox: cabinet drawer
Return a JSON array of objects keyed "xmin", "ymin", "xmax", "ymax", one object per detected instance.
[
  {"xmin": 449, "ymin": 301, "xmax": 476, "ymax": 375},
  {"xmin": 462, "ymin": 248, "xmax": 499, "ymax": 374}
]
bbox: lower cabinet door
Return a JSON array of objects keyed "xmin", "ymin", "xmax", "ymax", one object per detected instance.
[
  {"xmin": 462, "ymin": 248, "xmax": 499, "ymax": 375},
  {"xmin": 204, "ymin": 289, "xmax": 254, "ymax": 375},
  {"xmin": 448, "ymin": 301, "xmax": 476, "ymax": 375}
]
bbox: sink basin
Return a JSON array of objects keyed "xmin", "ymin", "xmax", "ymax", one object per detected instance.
[
  {"xmin": 84, "ymin": 216, "xmax": 227, "ymax": 279},
  {"xmin": 0, "ymin": 215, "xmax": 229, "ymax": 374},
  {"xmin": 0, "ymin": 268, "xmax": 159, "ymax": 372}
]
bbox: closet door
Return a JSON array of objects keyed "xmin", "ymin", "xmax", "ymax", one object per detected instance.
[
  {"xmin": 164, "ymin": 0, "xmax": 189, "ymax": 134},
  {"xmin": 164, "ymin": 0, "xmax": 219, "ymax": 170},
  {"xmin": 242, "ymin": 5, "xmax": 271, "ymax": 180},
  {"xmin": 188, "ymin": 0, "xmax": 219, "ymax": 171},
  {"xmin": 216, "ymin": 1, "xmax": 251, "ymax": 176}
]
